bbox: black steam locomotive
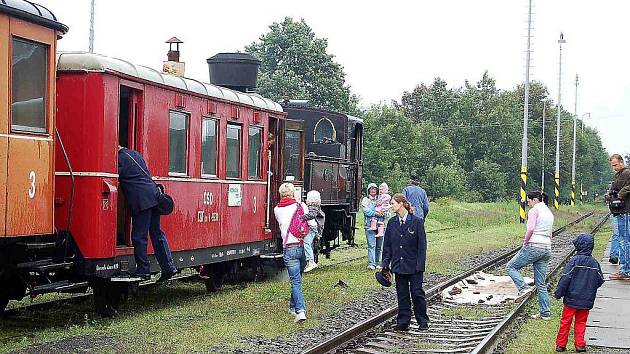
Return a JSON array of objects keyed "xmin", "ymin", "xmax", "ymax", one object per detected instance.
[{"xmin": 281, "ymin": 101, "xmax": 363, "ymax": 258}]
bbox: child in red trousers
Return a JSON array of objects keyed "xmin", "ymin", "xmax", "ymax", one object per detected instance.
[{"xmin": 553, "ymin": 233, "xmax": 605, "ymax": 352}]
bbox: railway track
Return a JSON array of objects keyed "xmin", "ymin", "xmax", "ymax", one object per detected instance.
[{"xmin": 303, "ymin": 211, "xmax": 604, "ymax": 354}]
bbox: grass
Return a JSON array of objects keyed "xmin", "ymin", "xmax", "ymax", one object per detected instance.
[
  {"xmin": 0, "ymin": 202, "xmax": 604, "ymax": 353},
  {"xmin": 504, "ymin": 216, "xmax": 612, "ymax": 354}
]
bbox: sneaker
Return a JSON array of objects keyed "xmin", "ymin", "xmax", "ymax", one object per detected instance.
[
  {"xmin": 367, "ymin": 265, "xmax": 376, "ymax": 270},
  {"xmin": 555, "ymin": 345, "xmax": 567, "ymax": 352},
  {"xmin": 609, "ymin": 272, "xmax": 630, "ymax": 280},
  {"xmin": 609, "ymin": 257, "xmax": 619, "ymax": 264},
  {"xmin": 288, "ymin": 308, "xmax": 297, "ymax": 316},
  {"xmin": 294, "ymin": 311, "xmax": 306, "ymax": 323},
  {"xmin": 376, "ymin": 266, "xmax": 383, "ymax": 271},
  {"xmin": 418, "ymin": 322, "xmax": 429, "ymax": 330},
  {"xmin": 304, "ymin": 261, "xmax": 318, "ymax": 273},
  {"xmin": 531, "ymin": 313, "xmax": 551, "ymax": 320},
  {"xmin": 575, "ymin": 346, "xmax": 586, "ymax": 352},
  {"xmin": 514, "ymin": 287, "xmax": 533, "ymax": 303}
]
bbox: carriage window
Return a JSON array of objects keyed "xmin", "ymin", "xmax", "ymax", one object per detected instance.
[
  {"xmin": 11, "ymin": 38, "xmax": 48, "ymax": 133},
  {"xmin": 248, "ymin": 126, "xmax": 263, "ymax": 178},
  {"xmin": 284, "ymin": 130, "xmax": 302, "ymax": 180},
  {"xmin": 201, "ymin": 118, "xmax": 218, "ymax": 177},
  {"xmin": 314, "ymin": 117, "xmax": 336, "ymax": 143},
  {"xmin": 226, "ymin": 124, "xmax": 241, "ymax": 178},
  {"xmin": 169, "ymin": 111, "xmax": 189, "ymax": 174}
]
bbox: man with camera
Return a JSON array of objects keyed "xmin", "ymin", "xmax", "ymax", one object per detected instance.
[{"xmin": 607, "ymin": 154, "xmax": 630, "ymax": 280}]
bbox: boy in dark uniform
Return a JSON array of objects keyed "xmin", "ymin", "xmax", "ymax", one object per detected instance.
[{"xmin": 381, "ymin": 193, "xmax": 429, "ymax": 331}]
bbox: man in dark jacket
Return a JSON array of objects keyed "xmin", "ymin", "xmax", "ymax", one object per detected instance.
[
  {"xmin": 553, "ymin": 233, "xmax": 605, "ymax": 352},
  {"xmin": 607, "ymin": 154, "xmax": 630, "ymax": 278},
  {"xmin": 118, "ymin": 147, "xmax": 177, "ymax": 282}
]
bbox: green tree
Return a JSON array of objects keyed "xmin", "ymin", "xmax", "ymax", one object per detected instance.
[
  {"xmin": 245, "ymin": 17, "xmax": 357, "ymax": 113},
  {"xmin": 425, "ymin": 164, "xmax": 465, "ymax": 199},
  {"xmin": 468, "ymin": 160, "xmax": 507, "ymax": 201}
]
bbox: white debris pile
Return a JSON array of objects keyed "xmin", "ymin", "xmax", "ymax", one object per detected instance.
[{"xmin": 441, "ymin": 271, "xmax": 534, "ymax": 305}]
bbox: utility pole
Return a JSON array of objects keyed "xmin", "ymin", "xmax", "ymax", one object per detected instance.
[
  {"xmin": 541, "ymin": 102, "xmax": 546, "ymax": 191},
  {"xmin": 554, "ymin": 32, "xmax": 565, "ymax": 210},
  {"xmin": 89, "ymin": 0, "xmax": 95, "ymax": 53},
  {"xmin": 571, "ymin": 75, "xmax": 578, "ymax": 207},
  {"xmin": 519, "ymin": 0, "xmax": 533, "ymax": 223}
]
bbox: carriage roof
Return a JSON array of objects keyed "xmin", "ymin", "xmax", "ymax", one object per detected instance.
[
  {"xmin": 57, "ymin": 52, "xmax": 283, "ymax": 113},
  {"xmin": 0, "ymin": 0, "xmax": 68, "ymax": 34}
]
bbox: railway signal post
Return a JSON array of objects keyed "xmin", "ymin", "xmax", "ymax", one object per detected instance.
[{"xmin": 554, "ymin": 32, "xmax": 566, "ymax": 210}]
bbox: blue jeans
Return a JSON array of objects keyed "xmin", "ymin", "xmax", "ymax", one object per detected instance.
[
  {"xmin": 507, "ymin": 245, "xmax": 551, "ymax": 317},
  {"xmin": 283, "ymin": 245, "xmax": 307, "ymax": 314},
  {"xmin": 304, "ymin": 228, "xmax": 317, "ymax": 263},
  {"xmin": 618, "ymin": 214, "xmax": 630, "ymax": 275},
  {"xmin": 610, "ymin": 215, "xmax": 621, "ymax": 260},
  {"xmin": 131, "ymin": 207, "xmax": 177, "ymax": 275},
  {"xmin": 366, "ymin": 229, "xmax": 383, "ymax": 267}
]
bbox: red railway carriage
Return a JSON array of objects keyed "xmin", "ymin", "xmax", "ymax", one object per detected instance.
[{"xmin": 54, "ymin": 52, "xmax": 286, "ymax": 281}]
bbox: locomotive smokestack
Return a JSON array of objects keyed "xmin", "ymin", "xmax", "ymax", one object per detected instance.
[
  {"xmin": 207, "ymin": 53, "xmax": 260, "ymax": 93},
  {"xmin": 163, "ymin": 37, "xmax": 185, "ymax": 77}
]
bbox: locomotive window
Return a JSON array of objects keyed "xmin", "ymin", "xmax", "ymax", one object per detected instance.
[
  {"xmin": 226, "ymin": 124, "xmax": 242, "ymax": 178},
  {"xmin": 201, "ymin": 118, "xmax": 218, "ymax": 177},
  {"xmin": 284, "ymin": 130, "xmax": 302, "ymax": 180},
  {"xmin": 11, "ymin": 38, "xmax": 48, "ymax": 134},
  {"xmin": 169, "ymin": 111, "xmax": 189, "ymax": 175},
  {"xmin": 314, "ymin": 117, "xmax": 336, "ymax": 143},
  {"xmin": 248, "ymin": 126, "xmax": 263, "ymax": 179}
]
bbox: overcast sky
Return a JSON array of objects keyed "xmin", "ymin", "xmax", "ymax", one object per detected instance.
[{"xmin": 39, "ymin": 0, "xmax": 628, "ymax": 155}]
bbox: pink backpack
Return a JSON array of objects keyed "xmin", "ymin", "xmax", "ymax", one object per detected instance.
[{"xmin": 288, "ymin": 204, "xmax": 310, "ymax": 240}]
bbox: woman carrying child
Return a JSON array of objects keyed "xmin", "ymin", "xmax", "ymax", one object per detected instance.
[
  {"xmin": 361, "ymin": 183, "xmax": 383, "ymax": 270},
  {"xmin": 301, "ymin": 190, "xmax": 326, "ymax": 272}
]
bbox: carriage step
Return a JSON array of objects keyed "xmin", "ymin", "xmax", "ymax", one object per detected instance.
[
  {"xmin": 259, "ymin": 253, "xmax": 283, "ymax": 259},
  {"xmin": 17, "ymin": 259, "xmax": 73, "ymax": 272},
  {"xmin": 31, "ymin": 281, "xmax": 88, "ymax": 295},
  {"xmin": 34, "ymin": 262, "xmax": 73, "ymax": 272},
  {"xmin": 17, "ymin": 242, "xmax": 56, "ymax": 250},
  {"xmin": 17, "ymin": 259, "xmax": 53, "ymax": 269}
]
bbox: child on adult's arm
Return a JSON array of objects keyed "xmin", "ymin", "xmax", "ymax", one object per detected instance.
[{"xmin": 553, "ymin": 233, "xmax": 605, "ymax": 353}]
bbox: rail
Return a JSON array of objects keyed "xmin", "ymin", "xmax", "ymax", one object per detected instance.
[{"xmin": 302, "ymin": 211, "xmax": 595, "ymax": 354}]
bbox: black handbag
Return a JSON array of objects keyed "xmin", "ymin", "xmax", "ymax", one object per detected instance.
[
  {"xmin": 123, "ymin": 150, "xmax": 175, "ymax": 216},
  {"xmin": 156, "ymin": 184, "xmax": 175, "ymax": 215}
]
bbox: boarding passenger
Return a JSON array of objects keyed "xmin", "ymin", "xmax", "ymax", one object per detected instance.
[
  {"xmin": 607, "ymin": 154, "xmax": 630, "ymax": 280},
  {"xmin": 117, "ymin": 146, "xmax": 177, "ymax": 282},
  {"xmin": 554, "ymin": 233, "xmax": 604, "ymax": 353},
  {"xmin": 381, "ymin": 193, "xmax": 429, "ymax": 331},
  {"xmin": 361, "ymin": 183, "xmax": 383, "ymax": 270},
  {"xmin": 301, "ymin": 190, "xmax": 325, "ymax": 272},
  {"xmin": 507, "ymin": 191, "xmax": 554, "ymax": 320},
  {"xmin": 274, "ymin": 183, "xmax": 309, "ymax": 323},
  {"xmin": 402, "ymin": 175, "xmax": 429, "ymax": 219}
]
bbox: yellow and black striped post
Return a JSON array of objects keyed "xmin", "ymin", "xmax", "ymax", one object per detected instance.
[
  {"xmin": 554, "ymin": 172, "xmax": 560, "ymax": 209},
  {"xmin": 571, "ymin": 182, "xmax": 575, "ymax": 207},
  {"xmin": 520, "ymin": 167, "xmax": 527, "ymax": 223}
]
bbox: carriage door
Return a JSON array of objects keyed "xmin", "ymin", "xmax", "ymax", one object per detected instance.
[
  {"xmin": 5, "ymin": 35, "xmax": 55, "ymax": 237},
  {"xmin": 283, "ymin": 120, "xmax": 305, "ymax": 198},
  {"xmin": 116, "ymin": 85, "xmax": 143, "ymax": 247}
]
